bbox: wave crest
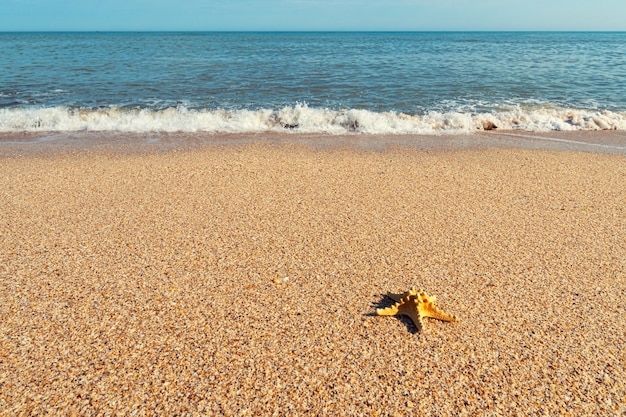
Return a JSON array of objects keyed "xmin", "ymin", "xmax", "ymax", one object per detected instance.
[{"xmin": 1, "ymin": 104, "xmax": 625, "ymax": 134}]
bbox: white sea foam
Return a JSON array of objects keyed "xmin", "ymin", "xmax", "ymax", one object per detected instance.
[{"xmin": 1, "ymin": 104, "xmax": 625, "ymax": 134}]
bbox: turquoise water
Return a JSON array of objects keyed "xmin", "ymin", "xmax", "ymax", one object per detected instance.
[{"xmin": 1, "ymin": 32, "xmax": 625, "ymax": 133}]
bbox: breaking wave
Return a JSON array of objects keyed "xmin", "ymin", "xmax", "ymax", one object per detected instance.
[{"xmin": 1, "ymin": 104, "xmax": 625, "ymax": 134}]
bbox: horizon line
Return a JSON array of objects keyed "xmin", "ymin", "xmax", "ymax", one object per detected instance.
[{"xmin": 2, "ymin": 29, "xmax": 625, "ymax": 33}]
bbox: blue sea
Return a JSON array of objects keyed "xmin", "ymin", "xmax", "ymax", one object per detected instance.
[{"xmin": 1, "ymin": 32, "xmax": 625, "ymax": 134}]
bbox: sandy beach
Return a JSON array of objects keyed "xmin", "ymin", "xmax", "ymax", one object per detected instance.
[{"xmin": 1, "ymin": 132, "xmax": 625, "ymax": 415}]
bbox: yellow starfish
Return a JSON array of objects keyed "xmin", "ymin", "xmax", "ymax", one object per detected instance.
[{"xmin": 376, "ymin": 288, "xmax": 457, "ymax": 332}]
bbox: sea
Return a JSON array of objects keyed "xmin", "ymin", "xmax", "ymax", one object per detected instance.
[{"xmin": 1, "ymin": 31, "xmax": 626, "ymax": 134}]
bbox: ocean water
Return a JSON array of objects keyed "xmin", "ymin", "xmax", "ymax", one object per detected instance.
[{"xmin": 1, "ymin": 31, "xmax": 626, "ymax": 134}]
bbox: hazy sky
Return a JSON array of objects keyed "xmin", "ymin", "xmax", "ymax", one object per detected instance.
[{"xmin": 2, "ymin": 0, "xmax": 626, "ymax": 31}]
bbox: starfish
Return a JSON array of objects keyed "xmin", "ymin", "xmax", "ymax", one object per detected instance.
[{"xmin": 376, "ymin": 288, "xmax": 457, "ymax": 333}]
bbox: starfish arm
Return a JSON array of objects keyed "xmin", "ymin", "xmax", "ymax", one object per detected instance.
[
  {"xmin": 397, "ymin": 303, "xmax": 424, "ymax": 332},
  {"xmin": 387, "ymin": 292, "xmax": 406, "ymax": 303},
  {"xmin": 376, "ymin": 305, "xmax": 400, "ymax": 316},
  {"xmin": 387, "ymin": 288, "xmax": 419, "ymax": 302},
  {"xmin": 418, "ymin": 302, "xmax": 457, "ymax": 322}
]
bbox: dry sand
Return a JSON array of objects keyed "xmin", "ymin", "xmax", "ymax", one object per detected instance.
[{"xmin": 1, "ymin": 135, "xmax": 625, "ymax": 415}]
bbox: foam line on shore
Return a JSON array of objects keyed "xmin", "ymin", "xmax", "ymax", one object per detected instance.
[{"xmin": 490, "ymin": 132, "xmax": 626, "ymax": 151}]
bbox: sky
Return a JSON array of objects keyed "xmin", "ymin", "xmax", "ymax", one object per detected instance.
[{"xmin": 2, "ymin": 0, "xmax": 626, "ymax": 32}]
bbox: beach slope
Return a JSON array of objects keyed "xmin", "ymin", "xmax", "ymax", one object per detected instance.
[{"xmin": 1, "ymin": 141, "xmax": 625, "ymax": 415}]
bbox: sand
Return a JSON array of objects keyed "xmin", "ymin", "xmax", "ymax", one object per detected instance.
[{"xmin": 1, "ymin": 134, "xmax": 625, "ymax": 415}]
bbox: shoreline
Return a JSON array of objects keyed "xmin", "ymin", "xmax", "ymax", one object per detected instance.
[
  {"xmin": 1, "ymin": 138, "xmax": 625, "ymax": 414},
  {"xmin": 1, "ymin": 130, "xmax": 626, "ymax": 157}
]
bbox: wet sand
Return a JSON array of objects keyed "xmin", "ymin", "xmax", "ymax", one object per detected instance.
[
  {"xmin": 1, "ymin": 132, "xmax": 625, "ymax": 415},
  {"xmin": 2, "ymin": 129, "xmax": 626, "ymax": 157}
]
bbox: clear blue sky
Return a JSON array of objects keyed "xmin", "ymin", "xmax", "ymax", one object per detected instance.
[{"xmin": 2, "ymin": 0, "xmax": 626, "ymax": 31}]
